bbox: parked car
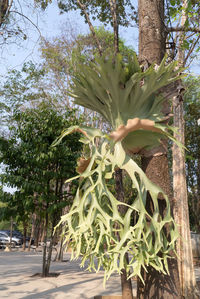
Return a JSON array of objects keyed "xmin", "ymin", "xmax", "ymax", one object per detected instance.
[
  {"xmin": 0, "ymin": 231, "xmax": 23, "ymax": 246},
  {"xmin": 6, "ymin": 230, "xmax": 23, "ymax": 242}
]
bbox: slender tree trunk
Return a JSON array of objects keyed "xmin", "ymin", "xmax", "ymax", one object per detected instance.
[
  {"xmin": 197, "ymin": 157, "xmax": 200, "ymax": 233},
  {"xmin": 115, "ymin": 168, "xmax": 133, "ymax": 299},
  {"xmin": 34, "ymin": 215, "xmax": 41, "ymax": 247},
  {"xmin": 56, "ymin": 237, "xmax": 64, "ymax": 262},
  {"xmin": 9, "ymin": 217, "xmax": 13, "ymax": 250},
  {"xmin": 22, "ymin": 222, "xmax": 27, "ymax": 250},
  {"xmin": 40, "ymin": 220, "xmax": 46, "ymax": 243},
  {"xmin": 137, "ymin": 0, "xmax": 181, "ymax": 297},
  {"xmin": 109, "ymin": 0, "xmax": 119, "ymax": 55},
  {"xmin": 77, "ymin": 0, "xmax": 102, "ymax": 56},
  {"xmin": 42, "ymin": 211, "xmax": 48, "ymax": 277},
  {"xmin": 44, "ymin": 219, "xmax": 56, "ymax": 275},
  {"xmin": 173, "ymin": 93, "xmax": 199, "ymax": 298},
  {"xmin": 172, "ymin": 1, "xmax": 199, "ymax": 297},
  {"xmin": 28, "ymin": 213, "xmax": 37, "ymax": 251},
  {"xmin": 110, "ymin": 5, "xmax": 132, "ymax": 297}
]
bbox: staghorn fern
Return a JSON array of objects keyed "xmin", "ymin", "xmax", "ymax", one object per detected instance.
[
  {"xmin": 54, "ymin": 54, "xmax": 182, "ymax": 284},
  {"xmin": 55, "ymin": 126, "xmax": 179, "ymax": 284},
  {"xmin": 69, "ymin": 54, "xmax": 183, "ymax": 154}
]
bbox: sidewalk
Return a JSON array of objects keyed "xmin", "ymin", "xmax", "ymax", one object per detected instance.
[
  {"xmin": 0, "ymin": 251, "xmax": 136, "ymax": 299},
  {"xmin": 0, "ymin": 251, "xmax": 199, "ymax": 299}
]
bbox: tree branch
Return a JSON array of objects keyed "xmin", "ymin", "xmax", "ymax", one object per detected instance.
[
  {"xmin": 167, "ymin": 26, "xmax": 200, "ymax": 33},
  {"xmin": 109, "ymin": 0, "xmax": 119, "ymax": 55},
  {"xmin": 184, "ymin": 35, "xmax": 200, "ymax": 66},
  {"xmin": 9, "ymin": 10, "xmax": 42, "ymax": 37},
  {"xmin": 77, "ymin": 0, "xmax": 102, "ymax": 56}
]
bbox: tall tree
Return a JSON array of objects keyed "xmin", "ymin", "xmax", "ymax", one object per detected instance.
[
  {"xmin": 172, "ymin": 1, "xmax": 198, "ymax": 298},
  {"xmin": 0, "ymin": 99, "xmax": 83, "ymax": 275},
  {"xmin": 137, "ymin": 0, "xmax": 181, "ymax": 298},
  {"xmin": 40, "ymin": 26, "xmax": 134, "ymax": 109},
  {"xmin": 184, "ymin": 76, "xmax": 200, "ymax": 233}
]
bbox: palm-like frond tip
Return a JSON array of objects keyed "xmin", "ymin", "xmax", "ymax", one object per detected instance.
[{"xmin": 70, "ymin": 54, "xmax": 181, "ymax": 129}]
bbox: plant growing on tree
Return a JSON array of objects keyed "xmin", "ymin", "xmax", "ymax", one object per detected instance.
[{"xmin": 55, "ymin": 54, "xmax": 182, "ymax": 287}]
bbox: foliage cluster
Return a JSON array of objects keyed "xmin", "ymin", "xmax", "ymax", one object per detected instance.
[{"xmin": 0, "ymin": 102, "xmax": 83, "ymax": 226}]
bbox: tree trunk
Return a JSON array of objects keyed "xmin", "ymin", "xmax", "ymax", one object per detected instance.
[
  {"xmin": 115, "ymin": 168, "xmax": 133, "ymax": 299},
  {"xmin": 197, "ymin": 157, "xmax": 200, "ymax": 233},
  {"xmin": 56, "ymin": 238, "xmax": 64, "ymax": 262},
  {"xmin": 22, "ymin": 222, "xmax": 27, "ymax": 251},
  {"xmin": 42, "ymin": 211, "xmax": 48, "ymax": 277},
  {"xmin": 137, "ymin": 0, "xmax": 181, "ymax": 297},
  {"xmin": 9, "ymin": 217, "xmax": 13, "ymax": 250},
  {"xmin": 138, "ymin": 0, "xmax": 165, "ymax": 66},
  {"xmin": 173, "ymin": 94, "xmax": 199, "ymax": 298},
  {"xmin": 109, "ymin": 0, "xmax": 119, "ymax": 55},
  {"xmin": 77, "ymin": 0, "xmax": 102, "ymax": 56},
  {"xmin": 172, "ymin": 1, "xmax": 199, "ymax": 297},
  {"xmin": 28, "ymin": 213, "xmax": 37, "ymax": 251},
  {"xmin": 44, "ymin": 225, "xmax": 55, "ymax": 275},
  {"xmin": 0, "ymin": 0, "xmax": 9, "ymax": 27},
  {"xmin": 34, "ymin": 215, "xmax": 41, "ymax": 247}
]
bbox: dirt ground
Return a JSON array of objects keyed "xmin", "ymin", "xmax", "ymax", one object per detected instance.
[{"xmin": 0, "ymin": 250, "xmax": 199, "ymax": 299}]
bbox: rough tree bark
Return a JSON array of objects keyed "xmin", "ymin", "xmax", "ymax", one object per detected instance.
[
  {"xmin": 42, "ymin": 210, "xmax": 48, "ymax": 277},
  {"xmin": 28, "ymin": 213, "xmax": 37, "ymax": 251},
  {"xmin": 22, "ymin": 221, "xmax": 27, "ymax": 251},
  {"xmin": 172, "ymin": 1, "xmax": 199, "ymax": 297},
  {"xmin": 173, "ymin": 90, "xmax": 199, "ymax": 298},
  {"xmin": 197, "ymin": 157, "xmax": 200, "ymax": 233},
  {"xmin": 0, "ymin": 0, "xmax": 8, "ymax": 27},
  {"xmin": 109, "ymin": 0, "xmax": 119, "ymax": 56},
  {"xmin": 137, "ymin": 0, "xmax": 181, "ymax": 298}
]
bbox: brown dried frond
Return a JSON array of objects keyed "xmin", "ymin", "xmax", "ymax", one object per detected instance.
[
  {"xmin": 109, "ymin": 118, "xmax": 163, "ymax": 142},
  {"xmin": 76, "ymin": 157, "xmax": 91, "ymax": 174}
]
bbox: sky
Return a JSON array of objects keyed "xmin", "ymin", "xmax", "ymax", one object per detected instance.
[
  {"xmin": 1, "ymin": 1, "xmax": 199, "ymax": 76},
  {"xmin": 0, "ymin": 2, "xmax": 138, "ymax": 77}
]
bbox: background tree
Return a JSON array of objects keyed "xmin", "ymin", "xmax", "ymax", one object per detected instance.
[
  {"xmin": 0, "ymin": 99, "xmax": 83, "ymax": 276},
  {"xmin": 137, "ymin": 1, "xmax": 183, "ymax": 297},
  {"xmin": 184, "ymin": 76, "xmax": 200, "ymax": 233},
  {"xmin": 40, "ymin": 26, "xmax": 135, "ymax": 107}
]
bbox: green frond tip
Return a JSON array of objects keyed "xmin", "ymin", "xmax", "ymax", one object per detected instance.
[
  {"xmin": 55, "ymin": 127, "xmax": 179, "ymax": 286},
  {"xmin": 70, "ymin": 53, "xmax": 182, "ymax": 130},
  {"xmin": 52, "ymin": 125, "xmax": 104, "ymax": 146}
]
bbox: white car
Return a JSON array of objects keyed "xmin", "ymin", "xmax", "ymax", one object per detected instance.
[{"xmin": 0, "ymin": 231, "xmax": 22, "ymax": 246}]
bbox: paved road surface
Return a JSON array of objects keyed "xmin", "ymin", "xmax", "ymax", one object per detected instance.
[
  {"xmin": 0, "ymin": 250, "xmax": 199, "ymax": 299},
  {"xmin": 0, "ymin": 250, "xmax": 136, "ymax": 299}
]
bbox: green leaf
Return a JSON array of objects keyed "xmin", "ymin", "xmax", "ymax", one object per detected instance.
[{"xmin": 56, "ymin": 127, "xmax": 179, "ymax": 285}]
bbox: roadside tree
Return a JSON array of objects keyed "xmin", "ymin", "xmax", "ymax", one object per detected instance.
[{"xmin": 0, "ymin": 102, "xmax": 83, "ymax": 276}]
